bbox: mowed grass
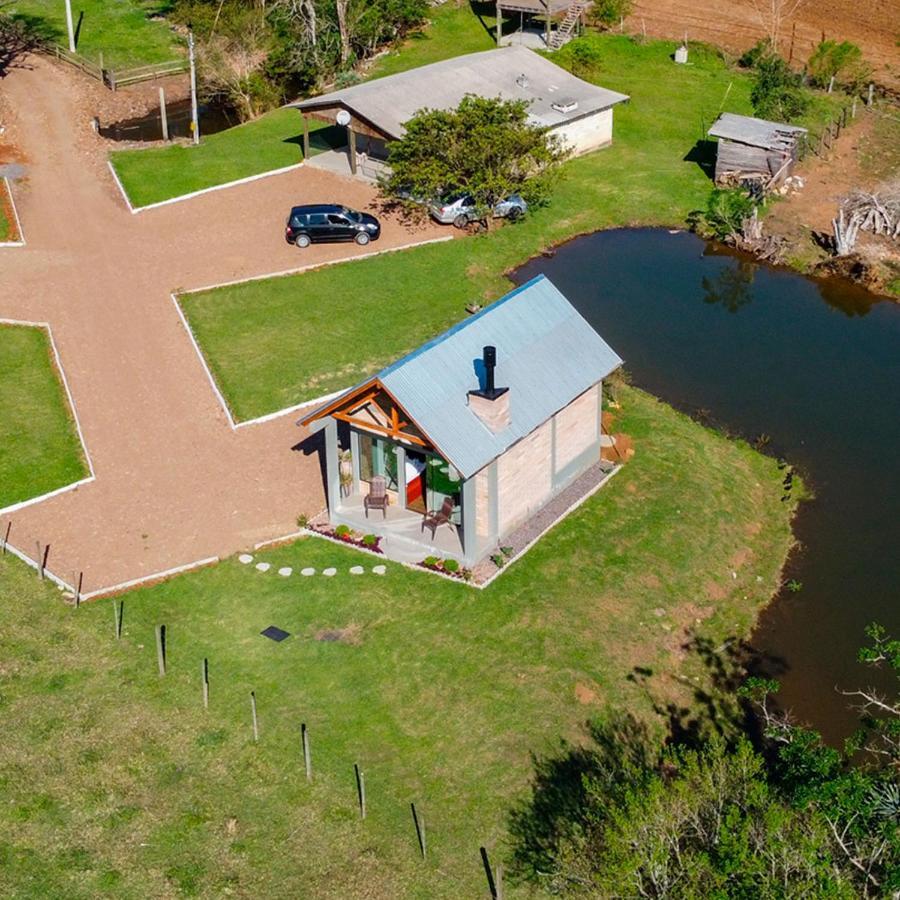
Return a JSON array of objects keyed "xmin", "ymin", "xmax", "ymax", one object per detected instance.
[
  {"xmin": 8, "ymin": 0, "xmax": 182, "ymax": 68},
  {"xmin": 0, "ymin": 325, "xmax": 88, "ymax": 509},
  {"xmin": 0, "ymin": 386, "xmax": 800, "ymax": 898},
  {"xmin": 109, "ymin": 111, "xmax": 339, "ymax": 209},
  {"xmin": 181, "ymin": 34, "xmax": 842, "ymax": 421}
]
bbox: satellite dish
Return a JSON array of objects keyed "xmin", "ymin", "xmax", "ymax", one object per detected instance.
[{"xmin": 336, "ymin": 109, "xmax": 351, "ymax": 127}]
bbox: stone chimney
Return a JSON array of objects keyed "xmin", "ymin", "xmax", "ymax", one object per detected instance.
[{"xmin": 467, "ymin": 345, "xmax": 510, "ymax": 433}]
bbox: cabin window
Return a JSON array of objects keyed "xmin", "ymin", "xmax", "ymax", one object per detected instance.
[{"xmin": 358, "ymin": 433, "xmax": 398, "ymax": 491}]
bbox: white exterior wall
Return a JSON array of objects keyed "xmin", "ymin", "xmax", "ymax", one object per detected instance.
[{"xmin": 551, "ymin": 108, "xmax": 614, "ymax": 156}]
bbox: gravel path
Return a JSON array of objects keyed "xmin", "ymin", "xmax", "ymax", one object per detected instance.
[{"xmin": 0, "ymin": 57, "xmax": 449, "ymax": 596}]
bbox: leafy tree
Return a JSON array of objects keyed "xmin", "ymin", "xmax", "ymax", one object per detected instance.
[
  {"xmin": 750, "ymin": 53, "xmax": 808, "ymax": 121},
  {"xmin": 808, "ymin": 40, "xmax": 871, "ymax": 93},
  {"xmin": 585, "ymin": 0, "xmax": 633, "ymax": 30},
  {"xmin": 382, "ymin": 95, "xmax": 568, "ymax": 228},
  {"xmin": 689, "ymin": 188, "xmax": 757, "ymax": 241}
]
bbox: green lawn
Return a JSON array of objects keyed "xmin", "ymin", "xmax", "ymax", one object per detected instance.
[
  {"xmin": 0, "ymin": 180, "xmax": 13, "ymax": 242},
  {"xmin": 109, "ymin": 110, "xmax": 340, "ymax": 209},
  {"xmin": 9, "ymin": 0, "xmax": 182, "ymax": 68},
  {"xmin": 0, "ymin": 324, "xmax": 89, "ymax": 510},
  {"xmin": 180, "ymin": 35, "xmax": 840, "ymax": 421},
  {"xmin": 0, "ymin": 385, "xmax": 800, "ymax": 897}
]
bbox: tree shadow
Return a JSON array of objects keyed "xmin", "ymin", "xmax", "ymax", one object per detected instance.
[
  {"xmin": 684, "ymin": 139, "xmax": 717, "ymax": 181},
  {"xmin": 0, "ymin": 13, "xmax": 58, "ymax": 78},
  {"xmin": 470, "ymin": 0, "xmax": 522, "ymax": 41}
]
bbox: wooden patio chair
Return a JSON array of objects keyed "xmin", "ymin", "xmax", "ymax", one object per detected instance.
[
  {"xmin": 364, "ymin": 475, "xmax": 389, "ymax": 518},
  {"xmin": 422, "ymin": 496, "xmax": 456, "ymax": 539}
]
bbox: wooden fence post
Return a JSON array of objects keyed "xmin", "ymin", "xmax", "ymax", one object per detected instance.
[
  {"xmin": 250, "ymin": 691, "xmax": 259, "ymax": 741},
  {"xmin": 496, "ymin": 863, "xmax": 504, "ymax": 900},
  {"xmin": 852, "ymin": 98, "xmax": 857, "ymax": 118},
  {"xmin": 354, "ymin": 764, "xmax": 366, "ymax": 819},
  {"xmin": 202, "ymin": 658, "xmax": 209, "ymax": 709},
  {"xmin": 1, "ymin": 521, "xmax": 9, "ymax": 555},
  {"xmin": 75, "ymin": 571, "xmax": 83, "ymax": 606},
  {"xmin": 39, "ymin": 543, "xmax": 50, "ymax": 580},
  {"xmin": 480, "ymin": 847, "xmax": 498, "ymax": 898},
  {"xmin": 155, "ymin": 624, "xmax": 166, "ymax": 676},
  {"xmin": 411, "ymin": 803, "xmax": 426, "ymax": 859},
  {"xmin": 867, "ymin": 83, "xmax": 874, "ymax": 106},
  {"xmin": 114, "ymin": 599, "xmax": 123, "ymax": 638},
  {"xmin": 301, "ymin": 723, "xmax": 312, "ymax": 781},
  {"xmin": 159, "ymin": 87, "xmax": 169, "ymax": 141}
]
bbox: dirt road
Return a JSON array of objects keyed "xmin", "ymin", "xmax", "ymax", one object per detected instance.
[{"xmin": 0, "ymin": 57, "xmax": 446, "ymax": 596}]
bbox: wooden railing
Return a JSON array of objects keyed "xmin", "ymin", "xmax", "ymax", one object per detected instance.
[{"xmin": 47, "ymin": 44, "xmax": 187, "ymax": 91}]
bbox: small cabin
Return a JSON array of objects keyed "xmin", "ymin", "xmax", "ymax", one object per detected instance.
[
  {"xmin": 300, "ymin": 276, "xmax": 623, "ymax": 568},
  {"xmin": 708, "ymin": 113, "xmax": 807, "ymax": 187}
]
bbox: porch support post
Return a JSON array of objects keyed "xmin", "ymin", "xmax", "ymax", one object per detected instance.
[
  {"xmin": 323, "ymin": 418, "xmax": 342, "ymax": 515},
  {"xmin": 348, "ymin": 127, "xmax": 357, "ymax": 175},
  {"xmin": 545, "ymin": 0, "xmax": 550, "ymax": 48},
  {"xmin": 394, "ymin": 444, "xmax": 407, "ymax": 509},
  {"xmin": 350, "ymin": 429, "xmax": 361, "ymax": 494},
  {"xmin": 496, "ymin": 0, "xmax": 501, "ymax": 44},
  {"xmin": 461, "ymin": 476, "xmax": 477, "ymax": 565},
  {"xmin": 597, "ymin": 380, "xmax": 604, "ymax": 441},
  {"xmin": 302, "ymin": 113, "xmax": 310, "ymax": 160}
]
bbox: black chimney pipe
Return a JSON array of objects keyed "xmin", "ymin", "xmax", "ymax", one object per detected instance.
[{"xmin": 483, "ymin": 345, "xmax": 496, "ymax": 394}]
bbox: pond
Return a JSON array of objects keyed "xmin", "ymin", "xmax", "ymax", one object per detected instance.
[{"xmin": 514, "ymin": 228, "xmax": 900, "ymax": 743}]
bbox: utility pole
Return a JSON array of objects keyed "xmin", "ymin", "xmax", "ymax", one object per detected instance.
[
  {"xmin": 188, "ymin": 24, "xmax": 200, "ymax": 145},
  {"xmin": 64, "ymin": 0, "xmax": 76, "ymax": 52}
]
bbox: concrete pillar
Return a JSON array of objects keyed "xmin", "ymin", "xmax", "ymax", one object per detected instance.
[
  {"xmin": 348, "ymin": 128, "xmax": 357, "ymax": 175},
  {"xmin": 323, "ymin": 418, "xmax": 341, "ymax": 515},
  {"xmin": 350, "ymin": 430, "xmax": 361, "ymax": 494},
  {"xmin": 302, "ymin": 114, "xmax": 310, "ymax": 160},
  {"xmin": 461, "ymin": 476, "xmax": 477, "ymax": 565},
  {"xmin": 394, "ymin": 445, "xmax": 407, "ymax": 509},
  {"xmin": 496, "ymin": 0, "xmax": 501, "ymax": 44}
]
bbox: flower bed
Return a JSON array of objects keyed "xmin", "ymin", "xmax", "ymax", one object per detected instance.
[
  {"xmin": 311, "ymin": 523, "xmax": 384, "ymax": 554},
  {"xmin": 418, "ymin": 555, "xmax": 472, "ymax": 581}
]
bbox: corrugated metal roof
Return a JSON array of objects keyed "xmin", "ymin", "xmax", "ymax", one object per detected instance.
[
  {"xmin": 290, "ymin": 46, "xmax": 629, "ymax": 139},
  {"xmin": 708, "ymin": 112, "xmax": 807, "ymax": 149},
  {"xmin": 307, "ymin": 276, "xmax": 623, "ymax": 479}
]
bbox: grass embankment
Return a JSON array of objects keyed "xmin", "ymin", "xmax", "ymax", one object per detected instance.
[
  {"xmin": 109, "ymin": 110, "xmax": 339, "ymax": 209},
  {"xmin": 8, "ymin": 0, "xmax": 181, "ymax": 68},
  {"xmin": 0, "ymin": 325, "xmax": 88, "ymax": 509},
  {"xmin": 0, "ymin": 385, "xmax": 800, "ymax": 897},
  {"xmin": 181, "ymin": 34, "xmax": 841, "ymax": 420}
]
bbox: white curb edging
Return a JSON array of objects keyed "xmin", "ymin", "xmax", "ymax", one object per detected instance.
[
  {"xmin": 2, "ymin": 540, "xmax": 74, "ymax": 593},
  {"xmin": 0, "ymin": 177, "xmax": 25, "ymax": 247},
  {"xmin": 108, "ymin": 158, "xmax": 305, "ymax": 214},
  {"xmin": 80, "ymin": 555, "xmax": 220, "ymax": 601},
  {"xmin": 0, "ymin": 319, "xmax": 96, "ymax": 516}
]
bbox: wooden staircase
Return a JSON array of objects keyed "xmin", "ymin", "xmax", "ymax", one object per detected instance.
[{"xmin": 549, "ymin": 1, "xmax": 588, "ymax": 49}]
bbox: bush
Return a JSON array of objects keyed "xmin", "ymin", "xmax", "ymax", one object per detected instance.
[
  {"xmin": 443, "ymin": 559, "xmax": 460, "ymax": 574},
  {"xmin": 362, "ymin": 534, "xmax": 378, "ymax": 547},
  {"xmin": 689, "ymin": 188, "xmax": 756, "ymax": 241},
  {"xmin": 586, "ymin": 0, "xmax": 633, "ymax": 29},
  {"xmin": 334, "ymin": 524, "xmax": 352, "ymax": 538},
  {"xmin": 296, "ymin": 513, "xmax": 309, "ymax": 529},
  {"xmin": 738, "ymin": 38, "xmax": 774, "ymax": 70},
  {"xmin": 423, "ymin": 555, "xmax": 440, "ymax": 568},
  {"xmin": 751, "ymin": 55, "xmax": 808, "ymax": 122},
  {"xmin": 808, "ymin": 40, "xmax": 871, "ymax": 93},
  {"xmin": 491, "ymin": 553, "xmax": 506, "ymax": 568}
]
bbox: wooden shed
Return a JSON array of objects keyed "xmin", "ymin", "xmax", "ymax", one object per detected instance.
[
  {"xmin": 708, "ymin": 113, "xmax": 808, "ymax": 187},
  {"xmin": 300, "ymin": 276, "xmax": 623, "ymax": 568}
]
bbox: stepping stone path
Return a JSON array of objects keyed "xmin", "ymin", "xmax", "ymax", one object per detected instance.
[
  {"xmin": 238, "ymin": 554, "xmax": 253, "ymax": 564},
  {"xmin": 244, "ymin": 557, "xmax": 386, "ymax": 577},
  {"xmin": 301, "ymin": 567, "xmax": 316, "ymax": 576},
  {"xmin": 323, "ymin": 567, "xmax": 337, "ymax": 577},
  {"xmin": 372, "ymin": 565, "xmax": 386, "ymax": 575},
  {"xmin": 255, "ymin": 562, "xmax": 271, "ymax": 572},
  {"xmin": 278, "ymin": 567, "xmax": 292, "ymax": 577},
  {"xmin": 349, "ymin": 566, "xmax": 364, "ymax": 575}
]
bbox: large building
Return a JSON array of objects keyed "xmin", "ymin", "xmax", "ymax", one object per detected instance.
[
  {"xmin": 291, "ymin": 46, "xmax": 629, "ymax": 176},
  {"xmin": 300, "ymin": 275, "xmax": 623, "ymax": 568}
]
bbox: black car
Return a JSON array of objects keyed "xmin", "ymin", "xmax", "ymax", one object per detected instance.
[{"xmin": 285, "ymin": 204, "xmax": 381, "ymax": 249}]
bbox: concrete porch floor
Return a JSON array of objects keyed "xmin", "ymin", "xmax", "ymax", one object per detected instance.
[
  {"xmin": 306, "ymin": 149, "xmax": 389, "ymax": 184},
  {"xmin": 332, "ymin": 493, "xmax": 464, "ymax": 564}
]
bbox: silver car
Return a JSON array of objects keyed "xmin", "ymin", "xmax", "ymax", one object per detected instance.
[{"xmin": 428, "ymin": 193, "xmax": 527, "ymax": 228}]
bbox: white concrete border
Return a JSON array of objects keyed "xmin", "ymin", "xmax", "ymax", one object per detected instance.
[
  {"xmin": 0, "ymin": 318, "xmax": 96, "ymax": 516},
  {"xmin": 108, "ymin": 158, "xmax": 305, "ymax": 214},
  {"xmin": 0, "ymin": 177, "xmax": 25, "ymax": 247},
  {"xmin": 80, "ymin": 555, "xmax": 220, "ymax": 600},
  {"xmin": 171, "ymin": 234, "xmax": 455, "ymax": 430},
  {"xmin": 2, "ymin": 540, "xmax": 75, "ymax": 593}
]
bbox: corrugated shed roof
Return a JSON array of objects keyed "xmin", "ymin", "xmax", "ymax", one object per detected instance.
[
  {"xmin": 306, "ymin": 276, "xmax": 623, "ymax": 479},
  {"xmin": 290, "ymin": 46, "xmax": 629, "ymax": 139},
  {"xmin": 708, "ymin": 112, "xmax": 807, "ymax": 149}
]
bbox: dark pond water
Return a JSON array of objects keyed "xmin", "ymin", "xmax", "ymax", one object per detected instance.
[
  {"xmin": 514, "ymin": 228, "xmax": 900, "ymax": 743},
  {"xmin": 100, "ymin": 99, "xmax": 237, "ymax": 142}
]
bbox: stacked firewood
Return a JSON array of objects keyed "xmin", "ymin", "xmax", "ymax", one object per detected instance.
[{"xmin": 832, "ymin": 181, "xmax": 900, "ymax": 255}]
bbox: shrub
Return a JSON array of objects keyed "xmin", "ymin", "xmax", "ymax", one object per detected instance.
[
  {"xmin": 807, "ymin": 40, "xmax": 871, "ymax": 93},
  {"xmin": 751, "ymin": 55, "xmax": 808, "ymax": 122},
  {"xmin": 362, "ymin": 534, "xmax": 378, "ymax": 547},
  {"xmin": 500, "ymin": 546, "xmax": 514, "ymax": 558},
  {"xmin": 423, "ymin": 556, "xmax": 440, "ymax": 568},
  {"xmin": 689, "ymin": 188, "xmax": 756, "ymax": 241},
  {"xmin": 738, "ymin": 38, "xmax": 774, "ymax": 70},
  {"xmin": 491, "ymin": 553, "xmax": 506, "ymax": 568},
  {"xmin": 443, "ymin": 559, "xmax": 460, "ymax": 574},
  {"xmin": 586, "ymin": 0, "xmax": 633, "ymax": 29},
  {"xmin": 296, "ymin": 513, "xmax": 309, "ymax": 529},
  {"xmin": 334, "ymin": 524, "xmax": 352, "ymax": 538}
]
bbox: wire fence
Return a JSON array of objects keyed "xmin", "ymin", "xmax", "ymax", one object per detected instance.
[{"xmin": 47, "ymin": 43, "xmax": 187, "ymax": 91}]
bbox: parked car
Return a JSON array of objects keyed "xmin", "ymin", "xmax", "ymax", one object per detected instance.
[
  {"xmin": 285, "ymin": 204, "xmax": 381, "ymax": 248},
  {"xmin": 428, "ymin": 193, "xmax": 527, "ymax": 228}
]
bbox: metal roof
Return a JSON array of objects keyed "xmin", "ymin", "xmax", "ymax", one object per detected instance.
[
  {"xmin": 305, "ymin": 275, "xmax": 623, "ymax": 479},
  {"xmin": 708, "ymin": 112, "xmax": 807, "ymax": 150},
  {"xmin": 290, "ymin": 46, "xmax": 629, "ymax": 140}
]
